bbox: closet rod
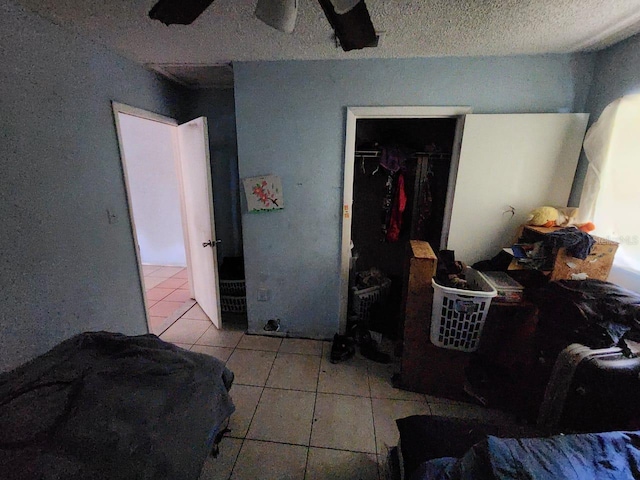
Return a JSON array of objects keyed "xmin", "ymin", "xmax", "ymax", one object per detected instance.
[{"xmin": 354, "ymin": 150, "xmax": 451, "ymax": 159}]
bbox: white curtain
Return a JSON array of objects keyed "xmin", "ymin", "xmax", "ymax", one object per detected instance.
[{"xmin": 580, "ymin": 94, "xmax": 640, "ymax": 276}]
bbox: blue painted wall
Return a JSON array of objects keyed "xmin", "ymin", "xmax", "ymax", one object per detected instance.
[
  {"xmin": 585, "ymin": 33, "xmax": 640, "ymax": 121},
  {"xmin": 0, "ymin": 0, "xmax": 184, "ymax": 371},
  {"xmin": 234, "ymin": 55, "xmax": 595, "ymax": 338}
]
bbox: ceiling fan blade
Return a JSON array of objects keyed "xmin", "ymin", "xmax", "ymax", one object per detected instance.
[
  {"xmin": 318, "ymin": 0, "xmax": 377, "ymax": 51},
  {"xmin": 149, "ymin": 0, "xmax": 215, "ymax": 26},
  {"xmin": 255, "ymin": 0, "xmax": 298, "ymax": 34},
  {"xmin": 330, "ymin": 0, "xmax": 359, "ymax": 15}
]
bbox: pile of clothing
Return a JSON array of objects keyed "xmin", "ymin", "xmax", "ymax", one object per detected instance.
[
  {"xmin": 435, "ymin": 250, "xmax": 476, "ymax": 290},
  {"xmin": 354, "ymin": 267, "xmax": 387, "ymax": 290}
]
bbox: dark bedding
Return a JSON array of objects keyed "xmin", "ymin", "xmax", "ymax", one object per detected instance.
[
  {"xmin": 412, "ymin": 431, "xmax": 640, "ymax": 480},
  {"xmin": 396, "ymin": 415, "xmax": 538, "ymax": 477},
  {"xmin": 0, "ymin": 332, "xmax": 235, "ymax": 480}
]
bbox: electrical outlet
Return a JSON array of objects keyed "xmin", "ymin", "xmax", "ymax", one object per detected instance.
[{"xmin": 257, "ymin": 288, "xmax": 270, "ymax": 302}]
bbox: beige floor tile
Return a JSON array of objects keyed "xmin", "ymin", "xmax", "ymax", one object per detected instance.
[
  {"xmin": 279, "ymin": 338, "xmax": 323, "ymax": 356},
  {"xmin": 225, "ymin": 349, "xmax": 276, "ymax": 386},
  {"xmin": 148, "ymin": 316, "xmax": 167, "ymax": 335},
  {"xmin": 368, "ymin": 363, "xmax": 426, "ymax": 401},
  {"xmin": 199, "ymin": 436, "xmax": 242, "ymax": 480},
  {"xmin": 196, "ymin": 326, "xmax": 244, "ymax": 348},
  {"xmin": 146, "ymin": 299, "xmax": 159, "ymax": 309},
  {"xmin": 146, "ymin": 287, "xmax": 174, "ymax": 301},
  {"xmin": 371, "ymin": 398, "xmax": 430, "ymax": 455},
  {"xmin": 142, "ymin": 264, "xmax": 162, "ymax": 275},
  {"xmin": 152, "ymin": 266, "xmax": 185, "ymax": 278},
  {"xmin": 266, "ymin": 353, "xmax": 320, "ymax": 392},
  {"xmin": 311, "ymin": 393, "xmax": 376, "ymax": 453},
  {"xmin": 237, "ymin": 334, "xmax": 282, "ymax": 352},
  {"xmin": 172, "ymin": 268, "xmax": 189, "ymax": 279},
  {"xmin": 190, "ymin": 345, "xmax": 234, "ymax": 362},
  {"xmin": 157, "ymin": 277, "xmax": 189, "ymax": 289},
  {"xmin": 227, "ymin": 384, "xmax": 263, "ymax": 438},
  {"xmin": 429, "ymin": 399, "xmax": 517, "ymax": 425},
  {"xmin": 143, "ymin": 276, "xmax": 165, "ymax": 290},
  {"xmin": 170, "ymin": 342, "xmax": 194, "ymax": 350},
  {"xmin": 182, "ymin": 304, "xmax": 212, "ymax": 321},
  {"xmin": 305, "ymin": 448, "xmax": 379, "ymax": 480},
  {"xmin": 230, "ymin": 440, "xmax": 307, "ymax": 480},
  {"xmin": 159, "ymin": 318, "xmax": 210, "ymax": 345},
  {"xmin": 318, "ymin": 357, "xmax": 370, "ymax": 397},
  {"xmin": 163, "ymin": 289, "xmax": 193, "ymax": 303},
  {"xmin": 149, "ymin": 300, "xmax": 185, "ymax": 318},
  {"xmin": 247, "ymin": 388, "xmax": 315, "ymax": 445}
]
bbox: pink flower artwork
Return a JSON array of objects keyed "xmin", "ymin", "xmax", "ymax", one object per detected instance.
[{"xmin": 243, "ymin": 175, "xmax": 284, "ymax": 212}]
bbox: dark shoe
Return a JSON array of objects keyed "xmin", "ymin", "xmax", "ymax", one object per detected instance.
[
  {"xmin": 360, "ymin": 338, "xmax": 391, "ymax": 364},
  {"xmin": 330, "ymin": 334, "xmax": 355, "ymax": 363}
]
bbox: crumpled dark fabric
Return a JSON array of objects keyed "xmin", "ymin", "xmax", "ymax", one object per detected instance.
[
  {"xmin": 0, "ymin": 332, "xmax": 235, "ymax": 480},
  {"xmin": 544, "ymin": 227, "xmax": 596, "ymax": 260},
  {"xmin": 532, "ymin": 279, "xmax": 640, "ymax": 355},
  {"xmin": 379, "ymin": 146, "xmax": 407, "ymax": 173}
]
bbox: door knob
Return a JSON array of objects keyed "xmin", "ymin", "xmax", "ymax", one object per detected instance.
[{"xmin": 202, "ymin": 240, "xmax": 222, "ymax": 248}]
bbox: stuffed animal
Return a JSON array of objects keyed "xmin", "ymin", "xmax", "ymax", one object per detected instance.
[
  {"xmin": 527, "ymin": 206, "xmax": 596, "ymax": 232},
  {"xmin": 527, "ymin": 206, "xmax": 559, "ymax": 227}
]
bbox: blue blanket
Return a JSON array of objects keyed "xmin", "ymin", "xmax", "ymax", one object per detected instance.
[{"xmin": 412, "ymin": 431, "xmax": 640, "ymax": 479}]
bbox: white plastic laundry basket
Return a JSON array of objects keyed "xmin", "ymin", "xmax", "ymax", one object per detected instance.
[{"xmin": 430, "ymin": 268, "xmax": 497, "ymax": 352}]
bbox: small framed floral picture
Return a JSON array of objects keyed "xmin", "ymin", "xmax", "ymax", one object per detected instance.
[{"xmin": 242, "ymin": 175, "xmax": 284, "ymax": 212}]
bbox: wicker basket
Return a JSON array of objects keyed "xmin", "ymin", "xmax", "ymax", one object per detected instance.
[
  {"xmin": 220, "ymin": 279, "xmax": 246, "ymax": 296},
  {"xmin": 221, "ymin": 295, "xmax": 246, "ymax": 313}
]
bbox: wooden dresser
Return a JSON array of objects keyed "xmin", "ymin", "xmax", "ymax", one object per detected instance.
[{"xmin": 399, "ymin": 240, "xmax": 470, "ymax": 399}]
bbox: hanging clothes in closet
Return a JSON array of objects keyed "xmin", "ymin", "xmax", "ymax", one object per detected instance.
[
  {"xmin": 379, "ymin": 146, "xmax": 408, "ymax": 242},
  {"xmin": 413, "ymin": 155, "xmax": 434, "ymax": 240}
]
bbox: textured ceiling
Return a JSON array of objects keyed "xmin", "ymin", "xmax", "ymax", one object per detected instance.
[{"xmin": 15, "ymin": 0, "xmax": 640, "ymax": 65}]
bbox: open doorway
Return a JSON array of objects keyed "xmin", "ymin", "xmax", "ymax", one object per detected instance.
[{"xmin": 113, "ymin": 103, "xmax": 225, "ymax": 334}]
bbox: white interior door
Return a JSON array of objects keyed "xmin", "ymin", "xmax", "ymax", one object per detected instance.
[
  {"xmin": 447, "ymin": 113, "xmax": 589, "ymax": 265},
  {"xmin": 176, "ymin": 117, "xmax": 222, "ymax": 328}
]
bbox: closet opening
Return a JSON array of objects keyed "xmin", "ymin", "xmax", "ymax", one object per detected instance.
[{"xmin": 346, "ymin": 116, "xmax": 458, "ymax": 340}]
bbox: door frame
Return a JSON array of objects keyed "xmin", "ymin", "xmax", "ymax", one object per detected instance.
[
  {"xmin": 339, "ymin": 106, "xmax": 473, "ymax": 333},
  {"xmin": 112, "ymin": 102, "xmax": 194, "ymax": 330}
]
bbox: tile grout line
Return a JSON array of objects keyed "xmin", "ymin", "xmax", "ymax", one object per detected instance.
[
  {"xmin": 304, "ymin": 346, "xmax": 324, "ymax": 479},
  {"xmin": 365, "ymin": 357, "xmax": 382, "ymax": 470},
  {"xmin": 227, "ymin": 334, "xmax": 279, "ymax": 479},
  {"xmin": 224, "ymin": 337, "xmax": 247, "ymax": 480},
  {"xmin": 224, "ymin": 437, "xmax": 378, "ymax": 455}
]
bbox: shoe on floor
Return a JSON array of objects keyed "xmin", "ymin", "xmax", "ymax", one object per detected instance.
[{"xmin": 330, "ymin": 334, "xmax": 355, "ymax": 363}]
